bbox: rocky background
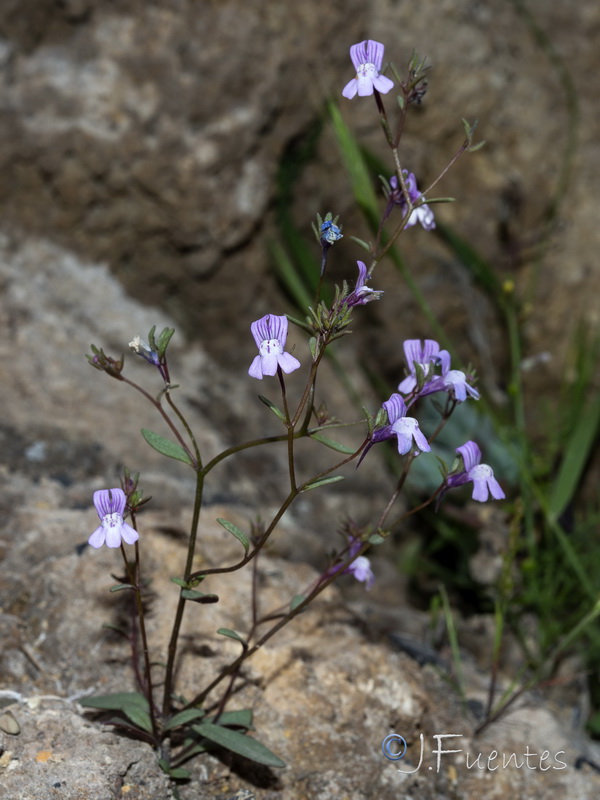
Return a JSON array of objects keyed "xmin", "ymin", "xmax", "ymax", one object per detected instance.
[{"xmin": 1, "ymin": 1, "xmax": 600, "ymax": 798}]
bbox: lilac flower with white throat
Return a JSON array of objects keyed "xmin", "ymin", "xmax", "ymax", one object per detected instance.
[
  {"xmin": 446, "ymin": 441, "xmax": 505, "ymax": 502},
  {"xmin": 388, "ymin": 172, "xmax": 435, "ymax": 231},
  {"xmin": 398, "ymin": 339, "xmax": 442, "ymax": 395},
  {"xmin": 342, "ymin": 40, "xmax": 395, "ymax": 99},
  {"xmin": 372, "ymin": 393, "xmax": 431, "ymax": 456},
  {"xmin": 346, "ymin": 556, "xmax": 375, "ymax": 589},
  {"xmin": 433, "ymin": 350, "xmax": 480, "ymax": 402},
  {"xmin": 345, "ymin": 261, "xmax": 384, "ymax": 307},
  {"xmin": 89, "ymin": 488, "xmax": 139, "ymax": 549},
  {"xmin": 248, "ymin": 314, "xmax": 301, "ymax": 380}
]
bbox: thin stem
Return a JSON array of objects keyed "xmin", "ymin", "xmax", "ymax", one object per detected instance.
[
  {"xmin": 162, "ymin": 468, "xmax": 205, "ymax": 717},
  {"xmin": 278, "ymin": 367, "xmax": 297, "ymax": 491},
  {"xmin": 120, "ymin": 541, "xmax": 159, "ymax": 741},
  {"xmin": 165, "ymin": 390, "xmax": 202, "ymax": 469}
]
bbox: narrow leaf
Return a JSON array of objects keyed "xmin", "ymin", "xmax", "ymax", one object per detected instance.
[
  {"xmin": 122, "ymin": 705, "xmax": 153, "ymax": 733},
  {"xmin": 110, "ymin": 583, "xmax": 135, "ymax": 592},
  {"xmin": 210, "ymin": 709, "xmax": 253, "ymax": 729},
  {"xmin": 309, "ymin": 432, "xmax": 355, "ymax": 454},
  {"xmin": 290, "ymin": 594, "xmax": 306, "ymax": 612},
  {"xmin": 301, "ymin": 475, "xmax": 344, "ymax": 492},
  {"xmin": 141, "ymin": 429, "xmax": 193, "ymax": 465},
  {"xmin": 216, "ymin": 518, "xmax": 250, "ymax": 554},
  {"xmin": 217, "ymin": 628, "xmax": 248, "ymax": 646},
  {"xmin": 192, "ymin": 722, "xmax": 285, "ymax": 768},
  {"xmin": 181, "ymin": 589, "xmax": 219, "ymax": 603},
  {"xmin": 156, "ymin": 327, "xmax": 175, "ymax": 358},
  {"xmin": 80, "ymin": 692, "xmax": 149, "ymax": 712},
  {"xmin": 549, "ymin": 392, "xmax": 600, "ymax": 519},
  {"xmin": 163, "ymin": 708, "xmax": 206, "ymax": 732},
  {"xmin": 158, "ymin": 759, "xmax": 190, "ymax": 780},
  {"xmin": 257, "ymin": 395, "xmax": 286, "ymax": 422}
]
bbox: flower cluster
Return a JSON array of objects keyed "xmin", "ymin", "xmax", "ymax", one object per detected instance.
[{"xmin": 398, "ymin": 339, "xmax": 479, "ymax": 403}]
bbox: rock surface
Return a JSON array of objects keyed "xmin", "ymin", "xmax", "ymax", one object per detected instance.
[{"xmin": 2, "ymin": 1, "xmax": 600, "ymax": 798}]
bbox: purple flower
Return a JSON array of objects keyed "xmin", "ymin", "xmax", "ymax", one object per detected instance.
[
  {"xmin": 342, "ymin": 40, "xmax": 395, "ymax": 100},
  {"xmin": 398, "ymin": 340, "xmax": 479, "ymax": 403},
  {"xmin": 427, "ymin": 350, "xmax": 480, "ymax": 403},
  {"xmin": 248, "ymin": 314, "xmax": 301, "ymax": 380},
  {"xmin": 346, "ymin": 556, "xmax": 375, "ymax": 589},
  {"xmin": 389, "ymin": 172, "xmax": 435, "ymax": 230},
  {"xmin": 129, "ymin": 336, "xmax": 159, "ymax": 366},
  {"xmin": 447, "ymin": 441, "xmax": 505, "ymax": 502},
  {"xmin": 345, "ymin": 261, "xmax": 384, "ymax": 307},
  {"xmin": 373, "ymin": 393, "xmax": 431, "ymax": 455},
  {"xmin": 398, "ymin": 339, "xmax": 442, "ymax": 394},
  {"xmin": 89, "ymin": 488, "xmax": 139, "ymax": 549}
]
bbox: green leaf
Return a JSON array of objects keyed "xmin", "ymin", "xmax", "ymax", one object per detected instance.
[
  {"xmin": 181, "ymin": 589, "xmax": 219, "ymax": 603},
  {"xmin": 163, "ymin": 708, "xmax": 206, "ymax": 732},
  {"xmin": 257, "ymin": 395, "xmax": 286, "ymax": 422},
  {"xmin": 140, "ymin": 429, "xmax": 193, "ymax": 466},
  {"xmin": 170, "ymin": 577, "xmax": 189, "ymax": 588},
  {"xmin": 368, "ymin": 533, "xmax": 386, "ymax": 545},
  {"xmin": 290, "ymin": 594, "xmax": 306, "ymax": 612},
  {"xmin": 217, "ymin": 628, "xmax": 248, "ymax": 646},
  {"xmin": 301, "ymin": 475, "xmax": 344, "ymax": 492},
  {"xmin": 216, "ymin": 518, "xmax": 250, "ymax": 554},
  {"xmin": 79, "ymin": 692, "xmax": 153, "ymax": 733},
  {"xmin": 309, "ymin": 432, "xmax": 355, "ymax": 454},
  {"xmin": 110, "ymin": 583, "xmax": 135, "ymax": 592},
  {"xmin": 192, "ymin": 721, "xmax": 285, "ymax": 768},
  {"xmin": 549, "ymin": 392, "xmax": 600, "ymax": 519},
  {"xmin": 80, "ymin": 692, "xmax": 149, "ymax": 712},
  {"xmin": 156, "ymin": 327, "xmax": 175, "ymax": 358},
  {"xmin": 210, "ymin": 709, "xmax": 253, "ymax": 729},
  {"xmin": 158, "ymin": 759, "xmax": 190, "ymax": 780},
  {"xmin": 122, "ymin": 705, "xmax": 153, "ymax": 733}
]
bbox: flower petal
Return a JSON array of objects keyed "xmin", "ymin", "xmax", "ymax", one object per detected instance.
[
  {"xmin": 383, "ymin": 393, "xmax": 407, "ymax": 424},
  {"xmin": 248, "ymin": 355, "xmax": 264, "ymax": 379},
  {"xmin": 277, "ymin": 352, "xmax": 301, "ymax": 374},
  {"xmin": 366, "ymin": 40, "xmax": 384, "ymax": 70},
  {"xmin": 456, "ymin": 441, "xmax": 481, "ymax": 472},
  {"xmin": 88, "ymin": 525, "xmax": 106, "ymax": 549},
  {"xmin": 373, "ymin": 74, "xmax": 394, "ymax": 95},
  {"xmin": 342, "ymin": 78, "xmax": 358, "ymax": 99},
  {"xmin": 471, "ymin": 478, "xmax": 489, "ymax": 502},
  {"xmin": 260, "ymin": 352, "xmax": 279, "ymax": 376},
  {"xmin": 120, "ymin": 522, "xmax": 140, "ymax": 545}
]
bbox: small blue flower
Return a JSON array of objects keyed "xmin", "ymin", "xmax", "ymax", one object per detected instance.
[{"xmin": 320, "ymin": 220, "xmax": 343, "ymax": 245}]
